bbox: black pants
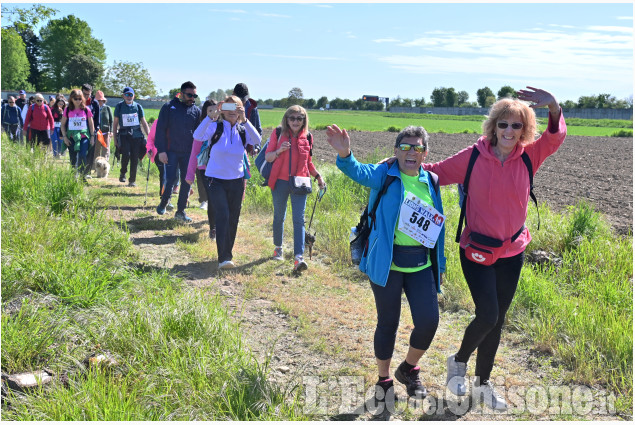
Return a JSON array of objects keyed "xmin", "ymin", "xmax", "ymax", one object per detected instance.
[
  {"xmin": 197, "ymin": 169, "xmax": 214, "ymax": 228},
  {"xmin": 196, "ymin": 169, "xmax": 208, "ymax": 203},
  {"xmin": 119, "ymin": 134, "xmax": 144, "ymax": 183},
  {"xmin": 2, "ymin": 124, "xmax": 20, "ymax": 141},
  {"xmin": 29, "ymin": 128, "xmax": 51, "ymax": 147},
  {"xmin": 455, "ymin": 249, "xmax": 524, "ymax": 383},
  {"xmin": 205, "ymin": 177, "xmax": 243, "ymax": 263},
  {"xmin": 370, "ymin": 267, "xmax": 439, "ymax": 360}
]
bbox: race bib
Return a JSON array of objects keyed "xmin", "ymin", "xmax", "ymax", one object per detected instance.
[
  {"xmin": 122, "ymin": 112, "xmax": 139, "ymax": 127},
  {"xmin": 68, "ymin": 116, "xmax": 87, "ymax": 131},
  {"xmin": 397, "ymin": 191, "xmax": 445, "ymax": 248},
  {"xmin": 54, "ymin": 122, "xmax": 61, "ymax": 128}
]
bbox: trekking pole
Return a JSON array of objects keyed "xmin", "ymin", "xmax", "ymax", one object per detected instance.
[
  {"xmin": 304, "ymin": 185, "xmax": 327, "ymax": 259},
  {"xmin": 143, "ymin": 155, "xmax": 151, "ymax": 207}
]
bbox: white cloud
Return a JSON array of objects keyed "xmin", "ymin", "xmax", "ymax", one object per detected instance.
[
  {"xmin": 587, "ymin": 25, "xmax": 633, "ymax": 33},
  {"xmin": 373, "ymin": 38, "xmax": 400, "ymax": 43},
  {"xmin": 208, "ymin": 9, "xmax": 247, "ymax": 14},
  {"xmin": 253, "ymin": 53, "xmax": 343, "ymax": 61},
  {"xmin": 616, "ymin": 16, "xmax": 633, "ymax": 20},
  {"xmin": 344, "ymin": 31, "xmax": 356, "ymax": 39}
]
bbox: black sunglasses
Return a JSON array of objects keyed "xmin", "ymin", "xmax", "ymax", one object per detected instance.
[
  {"xmin": 497, "ymin": 122, "xmax": 523, "ymax": 130},
  {"xmin": 123, "ymin": 93, "xmax": 134, "ymax": 97},
  {"xmin": 287, "ymin": 116, "xmax": 305, "ymax": 122},
  {"xmin": 182, "ymin": 92, "xmax": 198, "ymax": 98},
  {"xmin": 397, "ymin": 143, "xmax": 426, "ymax": 153}
]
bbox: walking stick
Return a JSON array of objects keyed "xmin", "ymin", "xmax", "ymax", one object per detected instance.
[
  {"xmin": 304, "ymin": 185, "xmax": 327, "ymax": 260},
  {"xmin": 143, "ymin": 155, "xmax": 151, "ymax": 207}
]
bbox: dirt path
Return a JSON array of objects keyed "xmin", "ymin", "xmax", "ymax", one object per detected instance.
[{"xmin": 100, "ymin": 177, "xmax": 625, "ymax": 420}]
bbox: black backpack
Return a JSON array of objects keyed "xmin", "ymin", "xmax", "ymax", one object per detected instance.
[{"xmin": 456, "ymin": 148, "xmax": 539, "ymax": 243}]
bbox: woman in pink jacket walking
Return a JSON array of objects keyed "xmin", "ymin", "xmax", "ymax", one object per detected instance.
[{"xmin": 424, "ymin": 87, "xmax": 567, "ymax": 411}]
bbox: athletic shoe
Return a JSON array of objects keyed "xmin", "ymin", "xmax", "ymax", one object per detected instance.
[
  {"xmin": 218, "ymin": 260, "xmax": 236, "ymax": 270},
  {"xmin": 395, "ymin": 363, "xmax": 427, "ymax": 398},
  {"xmin": 446, "ymin": 354, "xmax": 468, "ymax": 396},
  {"xmin": 199, "ymin": 201, "xmax": 208, "ymax": 210},
  {"xmin": 272, "ymin": 247, "xmax": 284, "ymax": 261},
  {"xmin": 209, "ymin": 227, "xmax": 216, "ymax": 241},
  {"xmin": 128, "ymin": 181, "xmax": 137, "ymax": 187},
  {"xmin": 174, "ymin": 211, "xmax": 192, "ymax": 224},
  {"xmin": 293, "ymin": 255, "xmax": 308, "ymax": 272},
  {"xmin": 474, "ymin": 379, "xmax": 507, "ymax": 411},
  {"xmin": 119, "ymin": 175, "xmax": 126, "ymax": 183},
  {"xmin": 84, "ymin": 174, "xmax": 92, "ymax": 179},
  {"xmin": 156, "ymin": 202, "xmax": 167, "ymax": 215},
  {"xmin": 374, "ymin": 378, "xmax": 397, "ymax": 406},
  {"xmin": 166, "ymin": 202, "xmax": 175, "ymax": 211}
]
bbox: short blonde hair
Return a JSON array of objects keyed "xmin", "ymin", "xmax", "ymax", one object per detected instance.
[
  {"xmin": 280, "ymin": 105, "xmax": 309, "ymax": 135},
  {"xmin": 483, "ymin": 98, "xmax": 538, "ymax": 147},
  {"xmin": 34, "ymin": 93, "xmax": 45, "ymax": 101},
  {"xmin": 220, "ymin": 95, "xmax": 243, "ymax": 121}
]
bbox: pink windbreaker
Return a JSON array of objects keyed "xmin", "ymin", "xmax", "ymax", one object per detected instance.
[
  {"xmin": 146, "ymin": 120, "xmax": 158, "ymax": 163},
  {"xmin": 423, "ymin": 111, "xmax": 567, "ymax": 258}
]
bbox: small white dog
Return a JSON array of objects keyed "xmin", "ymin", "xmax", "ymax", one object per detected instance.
[{"xmin": 94, "ymin": 156, "xmax": 110, "ymax": 178}]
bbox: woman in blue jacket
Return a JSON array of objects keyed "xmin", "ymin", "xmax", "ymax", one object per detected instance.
[{"xmin": 327, "ymin": 124, "xmax": 446, "ymax": 405}]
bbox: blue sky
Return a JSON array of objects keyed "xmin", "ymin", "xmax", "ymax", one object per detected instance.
[{"xmin": 5, "ymin": 2, "xmax": 634, "ymax": 104}]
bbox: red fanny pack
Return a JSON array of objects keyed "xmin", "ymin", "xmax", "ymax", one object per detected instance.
[{"xmin": 464, "ymin": 227, "xmax": 524, "ymax": 266}]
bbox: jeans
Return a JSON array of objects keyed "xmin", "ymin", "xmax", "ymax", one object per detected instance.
[
  {"xmin": 51, "ymin": 127, "xmax": 63, "ymax": 156},
  {"xmin": 455, "ymin": 249, "xmax": 524, "ymax": 383},
  {"xmin": 370, "ymin": 267, "xmax": 439, "ymax": 360},
  {"xmin": 271, "ymin": 178, "xmax": 307, "ymax": 257},
  {"xmin": 205, "ymin": 177, "xmax": 243, "ymax": 263},
  {"xmin": 159, "ymin": 151, "xmax": 191, "ymax": 213},
  {"xmin": 119, "ymin": 134, "xmax": 144, "ymax": 183},
  {"xmin": 68, "ymin": 137, "xmax": 90, "ymax": 175}
]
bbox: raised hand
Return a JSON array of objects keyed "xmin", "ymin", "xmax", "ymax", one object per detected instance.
[
  {"xmin": 325, "ymin": 124, "xmax": 351, "ymax": 157},
  {"xmin": 517, "ymin": 87, "xmax": 559, "ymax": 113}
]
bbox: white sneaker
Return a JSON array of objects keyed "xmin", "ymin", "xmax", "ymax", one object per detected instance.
[
  {"xmin": 199, "ymin": 201, "xmax": 208, "ymax": 210},
  {"xmin": 218, "ymin": 260, "xmax": 236, "ymax": 270},
  {"xmin": 272, "ymin": 247, "xmax": 284, "ymax": 261},
  {"xmin": 474, "ymin": 379, "xmax": 507, "ymax": 411},
  {"xmin": 446, "ymin": 354, "xmax": 467, "ymax": 396}
]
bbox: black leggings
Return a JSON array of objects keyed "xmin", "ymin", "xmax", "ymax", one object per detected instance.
[
  {"xmin": 206, "ymin": 177, "xmax": 243, "ymax": 263},
  {"xmin": 455, "ymin": 249, "xmax": 524, "ymax": 383},
  {"xmin": 370, "ymin": 267, "xmax": 439, "ymax": 360}
]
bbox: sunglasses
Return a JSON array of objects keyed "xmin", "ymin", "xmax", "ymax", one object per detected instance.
[
  {"xmin": 36, "ymin": 99, "xmax": 43, "ymax": 103},
  {"xmin": 397, "ymin": 143, "xmax": 426, "ymax": 153},
  {"xmin": 72, "ymin": 98, "xmax": 82, "ymax": 101},
  {"xmin": 287, "ymin": 116, "xmax": 305, "ymax": 122},
  {"xmin": 497, "ymin": 122, "xmax": 523, "ymax": 130},
  {"xmin": 123, "ymin": 93, "xmax": 134, "ymax": 97},
  {"xmin": 182, "ymin": 92, "xmax": 198, "ymax": 98}
]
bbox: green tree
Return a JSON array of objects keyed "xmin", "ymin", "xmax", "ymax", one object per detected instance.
[
  {"xmin": 414, "ymin": 97, "xmax": 426, "ymax": 107},
  {"xmin": 476, "ymin": 86, "xmax": 495, "ymax": 107},
  {"xmin": 485, "ymin": 96, "xmax": 496, "ymax": 107},
  {"xmin": 168, "ymin": 88, "xmax": 181, "ymax": 99},
  {"xmin": 39, "ymin": 15, "xmax": 106, "ymax": 90},
  {"xmin": 102, "ymin": 61, "xmax": 157, "ymax": 97},
  {"xmin": 2, "ymin": 5, "xmax": 59, "ymax": 90},
  {"xmin": 457, "ymin": 90, "xmax": 469, "ymax": 105},
  {"xmin": 304, "ymin": 98, "xmax": 316, "ymax": 109},
  {"xmin": 559, "ymin": 100, "xmax": 577, "ymax": 109},
  {"xmin": 64, "ymin": 54, "xmax": 104, "ymax": 90},
  {"xmin": 430, "ymin": 87, "xmax": 447, "ymax": 107},
  {"xmin": 288, "ymin": 87, "xmax": 304, "ymax": 105},
  {"xmin": 445, "ymin": 88, "xmax": 457, "ymax": 107},
  {"xmin": 1, "ymin": 28, "xmax": 32, "ymax": 90},
  {"xmin": 497, "ymin": 85, "xmax": 517, "ymax": 99},
  {"xmin": 316, "ymin": 96, "xmax": 328, "ymax": 109}
]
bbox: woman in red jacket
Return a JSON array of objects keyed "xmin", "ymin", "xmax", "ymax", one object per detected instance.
[
  {"xmin": 424, "ymin": 87, "xmax": 566, "ymax": 411},
  {"xmin": 23, "ymin": 93, "xmax": 54, "ymax": 150},
  {"xmin": 264, "ymin": 105, "xmax": 326, "ymax": 272}
]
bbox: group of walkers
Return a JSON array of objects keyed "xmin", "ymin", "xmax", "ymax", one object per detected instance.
[
  {"xmin": 2, "ymin": 81, "xmax": 567, "ymax": 411},
  {"xmin": 327, "ymin": 86, "xmax": 566, "ymax": 411}
]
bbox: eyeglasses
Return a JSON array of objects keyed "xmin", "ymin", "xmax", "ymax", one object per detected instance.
[
  {"xmin": 182, "ymin": 92, "xmax": 198, "ymax": 98},
  {"xmin": 397, "ymin": 143, "xmax": 426, "ymax": 153},
  {"xmin": 36, "ymin": 99, "xmax": 43, "ymax": 103},
  {"xmin": 287, "ymin": 116, "xmax": 305, "ymax": 122},
  {"xmin": 123, "ymin": 93, "xmax": 134, "ymax": 97},
  {"xmin": 497, "ymin": 122, "xmax": 523, "ymax": 130}
]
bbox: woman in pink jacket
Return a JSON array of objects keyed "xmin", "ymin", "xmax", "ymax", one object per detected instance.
[
  {"xmin": 23, "ymin": 93, "xmax": 54, "ymax": 150},
  {"xmin": 425, "ymin": 87, "xmax": 566, "ymax": 411}
]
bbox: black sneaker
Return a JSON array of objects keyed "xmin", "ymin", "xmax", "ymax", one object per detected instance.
[
  {"xmin": 119, "ymin": 175, "xmax": 126, "ymax": 183},
  {"xmin": 374, "ymin": 378, "xmax": 395, "ymax": 404},
  {"xmin": 209, "ymin": 227, "xmax": 216, "ymax": 241},
  {"xmin": 395, "ymin": 363, "xmax": 427, "ymax": 398}
]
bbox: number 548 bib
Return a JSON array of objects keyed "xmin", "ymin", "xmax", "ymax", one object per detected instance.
[{"xmin": 397, "ymin": 191, "xmax": 445, "ymax": 248}]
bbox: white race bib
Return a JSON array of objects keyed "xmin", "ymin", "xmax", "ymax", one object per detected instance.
[
  {"xmin": 68, "ymin": 116, "xmax": 87, "ymax": 131},
  {"xmin": 122, "ymin": 112, "xmax": 139, "ymax": 127},
  {"xmin": 397, "ymin": 191, "xmax": 445, "ymax": 248},
  {"xmin": 54, "ymin": 121, "xmax": 61, "ymax": 128}
]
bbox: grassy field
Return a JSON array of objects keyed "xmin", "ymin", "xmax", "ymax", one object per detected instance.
[
  {"xmin": 143, "ymin": 108, "xmax": 632, "ymax": 137},
  {"xmin": 2, "ymin": 134, "xmax": 632, "ymax": 418}
]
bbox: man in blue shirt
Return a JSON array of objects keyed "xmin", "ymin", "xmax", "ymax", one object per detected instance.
[
  {"xmin": 1, "ymin": 96, "xmax": 23, "ymax": 141},
  {"xmin": 113, "ymin": 87, "xmax": 150, "ymax": 187},
  {"xmin": 154, "ymin": 81, "xmax": 202, "ymax": 223}
]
